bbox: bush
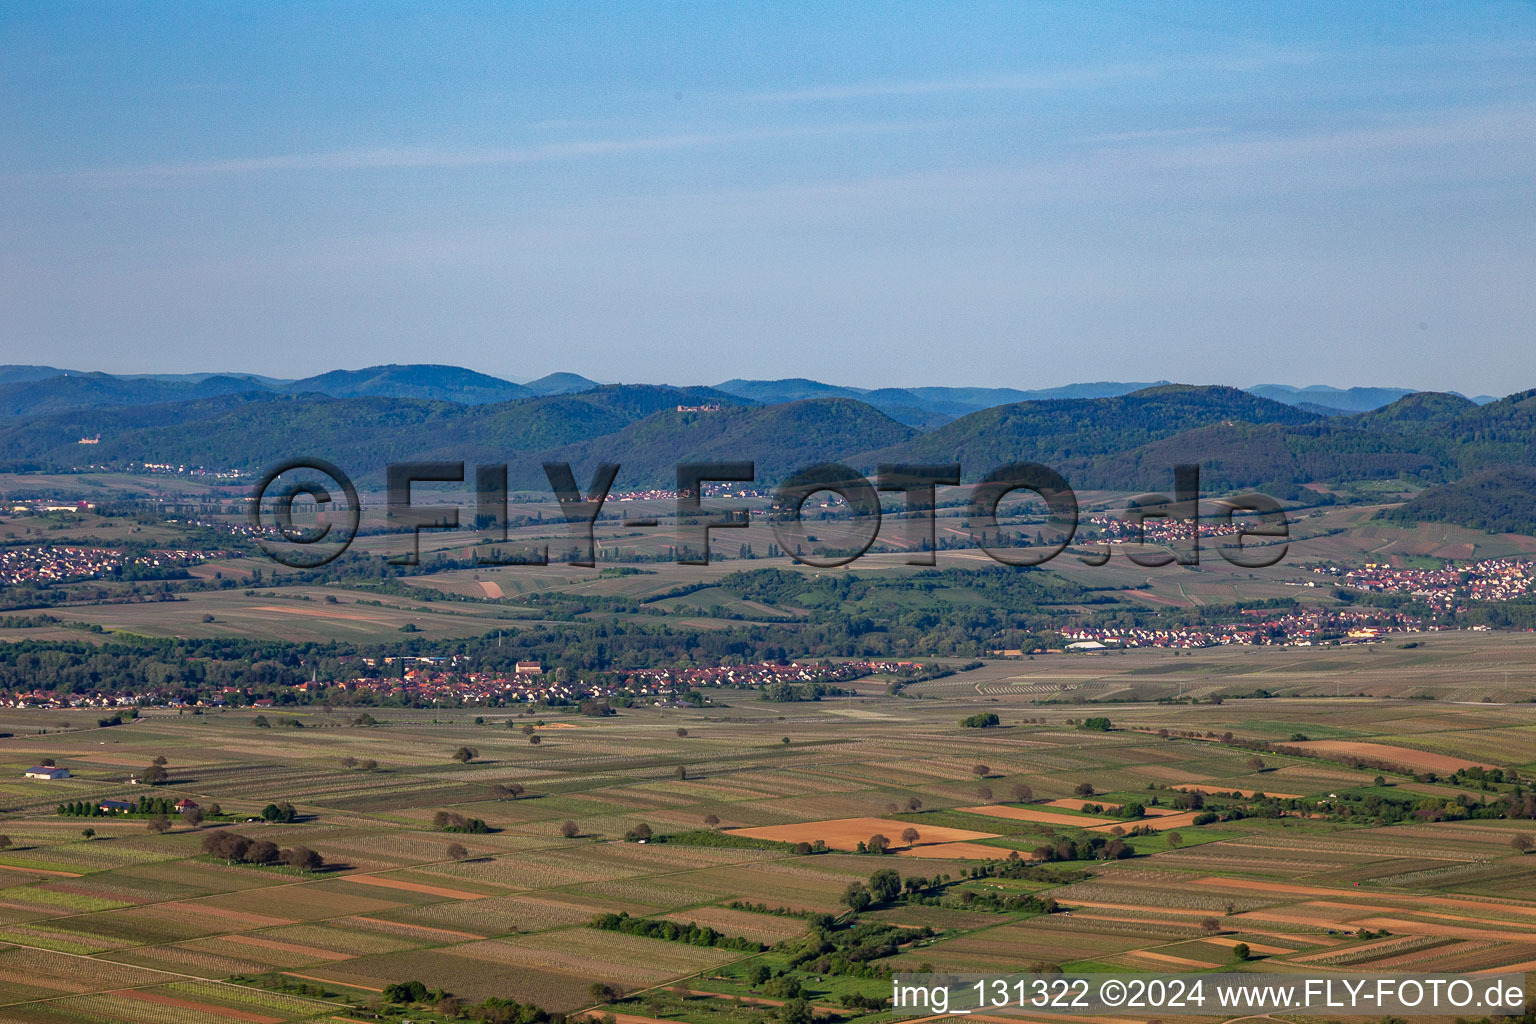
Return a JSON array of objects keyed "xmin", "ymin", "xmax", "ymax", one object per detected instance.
[
  {"xmin": 433, "ymin": 811, "xmax": 491, "ymax": 834},
  {"xmin": 261, "ymin": 802, "xmax": 297, "ymax": 823}
]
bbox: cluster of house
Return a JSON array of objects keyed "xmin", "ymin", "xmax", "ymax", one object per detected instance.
[
  {"xmin": 95, "ymin": 798, "xmax": 200, "ymax": 813},
  {"xmin": 1059, "ymin": 607, "xmax": 1429, "ymax": 650},
  {"xmin": 2, "ymin": 691, "xmax": 140, "ymax": 709},
  {"xmin": 1315, "ymin": 558, "xmax": 1536, "ymax": 609},
  {"xmin": 135, "ymin": 463, "xmax": 245, "ymax": 479},
  {"xmin": 322, "ymin": 659, "xmax": 879, "ymax": 704},
  {"xmin": 0, "ymin": 544, "xmax": 219, "ymax": 586},
  {"xmin": 611, "ymin": 659, "xmax": 910, "ymax": 690},
  {"xmin": 1081, "ymin": 511, "xmax": 1247, "ymax": 544},
  {"xmin": 6, "ymin": 499, "xmax": 95, "ymax": 515}
]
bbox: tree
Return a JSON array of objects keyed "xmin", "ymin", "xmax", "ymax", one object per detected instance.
[
  {"xmin": 624, "ymin": 823, "xmax": 653, "ymax": 842},
  {"xmin": 590, "ymin": 982, "xmax": 619, "ymax": 1004},
  {"xmin": 781, "ymin": 998, "xmax": 813, "ymax": 1024},
  {"xmin": 451, "ymin": 746, "xmax": 478, "ymax": 763},
  {"xmin": 384, "ymin": 981, "xmax": 429, "ymax": 1004},
  {"xmin": 261, "ymin": 802, "xmax": 297, "ymax": 823},
  {"xmin": 1165, "ymin": 831, "xmax": 1183, "ymax": 849},
  {"xmin": 1074, "ymin": 782, "xmax": 1095, "ymax": 797},
  {"xmin": 340, "ymin": 756, "xmax": 357, "ymax": 769},
  {"xmin": 281, "ymin": 846, "xmax": 324, "ymax": 871},
  {"xmin": 1246, "ymin": 756, "xmax": 1266, "ymax": 772},
  {"xmin": 143, "ymin": 764, "xmax": 168, "ymax": 785},
  {"xmin": 972, "ymin": 764, "xmax": 991, "ymax": 778},
  {"xmin": 1010, "ymin": 783, "xmax": 1033, "ymax": 803},
  {"xmin": 81, "ymin": 828, "xmax": 95, "ymax": 839},
  {"xmin": 152, "ymin": 755, "xmax": 168, "ymax": 766},
  {"xmin": 866, "ymin": 833, "xmax": 891, "ymax": 855},
  {"xmin": 248, "ymin": 840, "xmax": 280, "ymax": 864},
  {"xmin": 905, "ymin": 796, "xmax": 923, "ymax": 812},
  {"xmin": 840, "ymin": 881, "xmax": 872, "ymax": 912},
  {"xmin": 781, "ymin": 736, "xmax": 791, "ymax": 745},
  {"xmin": 676, "ymin": 728, "xmax": 688, "ymax": 738},
  {"xmin": 1232, "ymin": 942, "xmax": 1251, "ymax": 961},
  {"xmin": 869, "ymin": 868, "xmax": 901, "ymax": 903},
  {"xmin": 446, "ymin": 842, "xmax": 469, "ymax": 861},
  {"xmin": 675, "ymin": 765, "xmax": 688, "ymax": 780},
  {"xmin": 1513, "ymin": 834, "xmax": 1534, "ymax": 854},
  {"xmin": 146, "ymin": 816, "xmax": 171, "ymax": 834},
  {"xmin": 529, "ymin": 735, "xmax": 541, "ymax": 745},
  {"xmin": 203, "ymin": 832, "xmax": 252, "ymax": 862},
  {"xmin": 560, "ymin": 820, "xmax": 580, "ymax": 838},
  {"xmin": 977, "ymin": 785, "xmax": 994, "ymax": 803},
  {"xmin": 1199, "ymin": 917, "xmax": 1221, "ymax": 935},
  {"xmin": 492, "ymin": 782, "xmax": 525, "ymax": 800},
  {"xmin": 703, "ymin": 814, "xmax": 721, "ymax": 828},
  {"xmin": 0, "ymin": 836, "xmax": 10, "ymax": 851},
  {"xmin": 900, "ymin": 827, "xmax": 921, "ymax": 845},
  {"xmin": 253, "ymin": 715, "xmax": 270, "ymax": 728}
]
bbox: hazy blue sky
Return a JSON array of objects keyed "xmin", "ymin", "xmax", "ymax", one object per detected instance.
[{"xmin": 4, "ymin": 3, "xmax": 1535, "ymax": 393}]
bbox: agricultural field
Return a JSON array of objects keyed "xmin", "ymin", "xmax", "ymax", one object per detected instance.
[{"xmin": 0, "ymin": 680, "xmax": 1531, "ymax": 1024}]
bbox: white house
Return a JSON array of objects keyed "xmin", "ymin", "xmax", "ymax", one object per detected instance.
[{"xmin": 23, "ymin": 766, "xmax": 70, "ymax": 780}]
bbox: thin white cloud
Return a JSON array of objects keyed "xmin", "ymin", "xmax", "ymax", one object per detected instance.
[
  {"xmin": 66, "ymin": 120, "xmax": 938, "ymax": 183},
  {"xmin": 742, "ymin": 48, "xmax": 1316, "ymax": 104}
]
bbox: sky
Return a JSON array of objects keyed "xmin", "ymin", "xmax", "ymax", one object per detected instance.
[{"xmin": 3, "ymin": 2, "xmax": 1535, "ymax": 394}]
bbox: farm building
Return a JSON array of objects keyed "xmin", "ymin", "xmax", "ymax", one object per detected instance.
[
  {"xmin": 515, "ymin": 661, "xmax": 543, "ymax": 675},
  {"xmin": 97, "ymin": 799, "xmax": 132, "ymax": 813},
  {"xmin": 22, "ymin": 766, "xmax": 69, "ymax": 780},
  {"xmin": 174, "ymin": 799, "xmax": 199, "ymax": 813}
]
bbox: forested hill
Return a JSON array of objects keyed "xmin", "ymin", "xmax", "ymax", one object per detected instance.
[
  {"xmin": 539, "ymin": 398, "xmax": 916, "ymax": 490},
  {"xmin": 0, "ymin": 385, "xmax": 748, "ymax": 479},
  {"xmin": 1377, "ymin": 467, "xmax": 1536, "ymax": 536},
  {"xmin": 857, "ymin": 385, "xmax": 1318, "ymax": 470},
  {"xmin": 8, "ymin": 380, "xmax": 1536, "ymax": 501}
]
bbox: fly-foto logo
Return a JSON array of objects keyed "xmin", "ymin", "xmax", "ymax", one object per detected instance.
[{"xmin": 249, "ymin": 458, "xmax": 1288, "ymax": 570}]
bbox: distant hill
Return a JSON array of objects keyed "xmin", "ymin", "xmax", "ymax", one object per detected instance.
[
  {"xmin": 1351, "ymin": 391, "xmax": 1481, "ymax": 430},
  {"xmin": 0, "ymin": 385, "xmax": 750, "ymax": 480},
  {"xmin": 4, "ymin": 364, "xmax": 1536, "ymax": 504},
  {"xmin": 543, "ymin": 397, "xmax": 914, "ymax": 490},
  {"xmin": 522, "ymin": 372, "xmax": 603, "ymax": 396},
  {"xmin": 1249, "ymin": 384, "xmax": 1418, "ymax": 413},
  {"xmin": 0, "ymin": 365, "xmax": 78, "ymax": 384},
  {"xmin": 859, "ymin": 385, "xmax": 1318, "ymax": 479},
  {"xmin": 0, "ymin": 373, "xmax": 269, "ymax": 417},
  {"xmin": 283, "ymin": 364, "xmax": 532, "ymax": 404},
  {"xmin": 713, "ymin": 378, "xmax": 866, "ymax": 404},
  {"xmin": 713, "ymin": 378, "xmax": 1170, "ymax": 421},
  {"xmin": 1379, "ymin": 467, "xmax": 1536, "ymax": 536}
]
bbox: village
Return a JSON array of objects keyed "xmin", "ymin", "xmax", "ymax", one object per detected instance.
[
  {"xmin": 1059, "ymin": 606, "xmax": 1432, "ymax": 651},
  {"xmin": 0, "ymin": 658, "xmax": 914, "ymax": 711},
  {"xmin": 0, "ymin": 544, "xmax": 222, "ymax": 586},
  {"xmin": 1314, "ymin": 556, "xmax": 1536, "ymax": 609}
]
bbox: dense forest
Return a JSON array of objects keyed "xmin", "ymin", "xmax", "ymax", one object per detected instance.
[{"xmin": 8, "ymin": 380, "xmax": 1536, "ymax": 501}]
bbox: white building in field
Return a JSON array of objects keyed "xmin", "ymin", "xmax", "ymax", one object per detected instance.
[{"xmin": 23, "ymin": 766, "xmax": 69, "ymax": 780}]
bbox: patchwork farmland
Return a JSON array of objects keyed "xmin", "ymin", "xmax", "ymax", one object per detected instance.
[{"xmin": 0, "ymin": 681, "xmax": 1532, "ymax": 1024}]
